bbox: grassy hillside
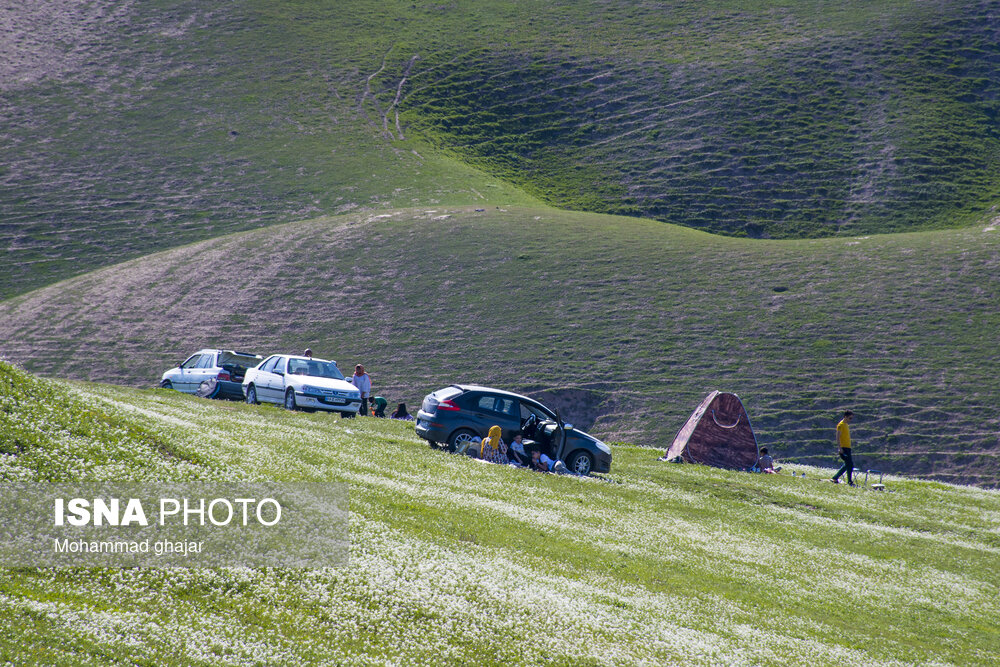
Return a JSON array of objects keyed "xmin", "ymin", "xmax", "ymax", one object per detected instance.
[
  {"xmin": 1, "ymin": 363, "xmax": 998, "ymax": 665},
  {"xmin": 4, "ymin": 0, "xmax": 1000, "ymax": 298},
  {"xmin": 2, "ymin": 207, "xmax": 998, "ymax": 486},
  {"xmin": 0, "ymin": 0, "xmax": 535, "ymax": 299},
  {"xmin": 397, "ymin": 0, "xmax": 1000, "ymax": 238}
]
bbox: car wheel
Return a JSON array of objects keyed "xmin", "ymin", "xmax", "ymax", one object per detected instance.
[
  {"xmin": 246, "ymin": 385, "xmax": 258, "ymax": 405},
  {"xmin": 284, "ymin": 389, "xmax": 297, "ymax": 411},
  {"xmin": 448, "ymin": 429, "xmax": 478, "ymax": 455},
  {"xmin": 160, "ymin": 380, "xmax": 173, "ymax": 390},
  {"xmin": 567, "ymin": 450, "xmax": 594, "ymax": 476}
]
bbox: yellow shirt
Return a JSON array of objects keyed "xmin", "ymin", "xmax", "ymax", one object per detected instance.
[{"xmin": 836, "ymin": 419, "xmax": 851, "ymax": 449}]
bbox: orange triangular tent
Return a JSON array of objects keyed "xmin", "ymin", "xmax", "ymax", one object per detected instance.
[{"xmin": 664, "ymin": 391, "xmax": 760, "ymax": 469}]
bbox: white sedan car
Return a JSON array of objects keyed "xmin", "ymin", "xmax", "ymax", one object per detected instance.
[{"xmin": 243, "ymin": 354, "xmax": 362, "ymax": 415}]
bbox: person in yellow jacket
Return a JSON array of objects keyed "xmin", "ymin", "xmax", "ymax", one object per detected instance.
[{"xmin": 832, "ymin": 410, "xmax": 856, "ymax": 486}]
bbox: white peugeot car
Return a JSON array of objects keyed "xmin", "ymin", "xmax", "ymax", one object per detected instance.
[{"xmin": 243, "ymin": 354, "xmax": 362, "ymax": 415}]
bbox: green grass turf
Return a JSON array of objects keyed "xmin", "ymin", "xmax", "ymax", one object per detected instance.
[
  {"xmin": 1, "ymin": 362, "xmax": 998, "ymax": 665},
  {"xmin": 2, "ymin": 206, "xmax": 998, "ymax": 486},
  {"xmin": 4, "ymin": 0, "xmax": 1000, "ymax": 298}
]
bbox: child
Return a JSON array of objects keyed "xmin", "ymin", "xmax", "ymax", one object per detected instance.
[
  {"xmin": 509, "ymin": 434, "xmax": 528, "ymax": 466},
  {"xmin": 756, "ymin": 447, "xmax": 782, "ymax": 474}
]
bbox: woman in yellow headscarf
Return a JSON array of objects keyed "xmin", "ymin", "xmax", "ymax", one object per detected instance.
[{"xmin": 480, "ymin": 425, "xmax": 506, "ymax": 463}]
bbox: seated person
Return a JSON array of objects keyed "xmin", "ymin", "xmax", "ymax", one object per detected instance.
[
  {"xmin": 371, "ymin": 396, "xmax": 387, "ymax": 418},
  {"xmin": 530, "ymin": 450, "xmax": 549, "ymax": 473},
  {"xmin": 539, "ymin": 452, "xmax": 568, "ymax": 474},
  {"xmin": 508, "ymin": 434, "xmax": 528, "ymax": 466},
  {"xmin": 390, "ymin": 403, "xmax": 414, "ymax": 420},
  {"xmin": 755, "ymin": 447, "xmax": 781, "ymax": 473},
  {"xmin": 480, "ymin": 426, "xmax": 506, "ymax": 464}
]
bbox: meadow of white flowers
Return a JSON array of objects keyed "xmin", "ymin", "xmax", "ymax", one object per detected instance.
[{"xmin": 1, "ymin": 364, "xmax": 997, "ymax": 665}]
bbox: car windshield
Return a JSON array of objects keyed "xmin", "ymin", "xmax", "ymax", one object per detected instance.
[
  {"xmin": 522, "ymin": 401, "xmax": 555, "ymax": 421},
  {"xmin": 286, "ymin": 358, "xmax": 345, "ymax": 380}
]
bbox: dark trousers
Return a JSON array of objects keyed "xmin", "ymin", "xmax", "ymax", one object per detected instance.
[
  {"xmin": 833, "ymin": 449, "xmax": 854, "ymax": 483},
  {"xmin": 345, "ymin": 397, "xmax": 369, "ymax": 418}
]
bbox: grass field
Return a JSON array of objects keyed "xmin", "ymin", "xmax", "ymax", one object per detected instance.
[
  {"xmin": 2, "ymin": 206, "xmax": 998, "ymax": 486},
  {"xmin": 1, "ymin": 362, "xmax": 998, "ymax": 665}
]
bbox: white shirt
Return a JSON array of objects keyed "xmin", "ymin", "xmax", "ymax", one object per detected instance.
[{"xmin": 351, "ymin": 373, "xmax": 372, "ymax": 397}]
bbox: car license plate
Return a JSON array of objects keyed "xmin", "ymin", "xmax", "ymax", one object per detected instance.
[{"xmin": 324, "ymin": 397, "xmax": 347, "ymax": 405}]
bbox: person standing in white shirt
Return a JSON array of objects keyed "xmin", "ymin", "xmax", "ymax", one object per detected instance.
[{"xmin": 350, "ymin": 364, "xmax": 372, "ymax": 418}]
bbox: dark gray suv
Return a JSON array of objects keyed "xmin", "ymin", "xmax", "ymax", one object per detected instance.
[{"xmin": 415, "ymin": 384, "xmax": 612, "ymax": 475}]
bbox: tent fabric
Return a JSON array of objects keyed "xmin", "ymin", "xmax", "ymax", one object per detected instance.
[{"xmin": 665, "ymin": 391, "xmax": 759, "ymax": 470}]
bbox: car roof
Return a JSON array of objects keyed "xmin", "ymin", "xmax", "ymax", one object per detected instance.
[
  {"xmin": 451, "ymin": 384, "xmax": 536, "ymax": 402},
  {"xmin": 199, "ymin": 349, "xmax": 261, "ymax": 358}
]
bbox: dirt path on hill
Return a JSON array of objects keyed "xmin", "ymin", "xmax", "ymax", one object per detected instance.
[{"xmin": 357, "ymin": 48, "xmax": 420, "ymax": 141}]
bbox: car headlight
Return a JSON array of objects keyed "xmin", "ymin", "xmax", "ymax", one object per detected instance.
[{"xmin": 301, "ymin": 385, "xmax": 323, "ymax": 396}]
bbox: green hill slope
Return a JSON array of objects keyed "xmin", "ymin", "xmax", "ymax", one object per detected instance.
[
  {"xmin": 2, "ymin": 207, "xmax": 998, "ymax": 485},
  {"xmin": 397, "ymin": 1, "xmax": 1000, "ymax": 238},
  {"xmin": 4, "ymin": 0, "xmax": 1000, "ymax": 297},
  {"xmin": 1, "ymin": 364, "xmax": 998, "ymax": 665}
]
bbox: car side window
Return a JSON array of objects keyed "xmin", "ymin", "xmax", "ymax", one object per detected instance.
[
  {"xmin": 182, "ymin": 355, "xmax": 203, "ymax": 369},
  {"xmin": 272, "ymin": 357, "xmax": 286, "ymax": 374},
  {"xmin": 475, "ymin": 395, "xmax": 518, "ymax": 417},
  {"xmin": 196, "ymin": 354, "xmax": 214, "ymax": 369},
  {"xmin": 496, "ymin": 398, "xmax": 518, "ymax": 417},
  {"xmin": 260, "ymin": 357, "xmax": 278, "ymax": 373}
]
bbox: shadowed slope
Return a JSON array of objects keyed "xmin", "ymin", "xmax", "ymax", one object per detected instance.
[
  {"xmin": 388, "ymin": 1, "xmax": 1000, "ymax": 238},
  {"xmin": 4, "ymin": 1, "xmax": 1000, "ymax": 298},
  {"xmin": 2, "ymin": 207, "xmax": 998, "ymax": 485}
]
